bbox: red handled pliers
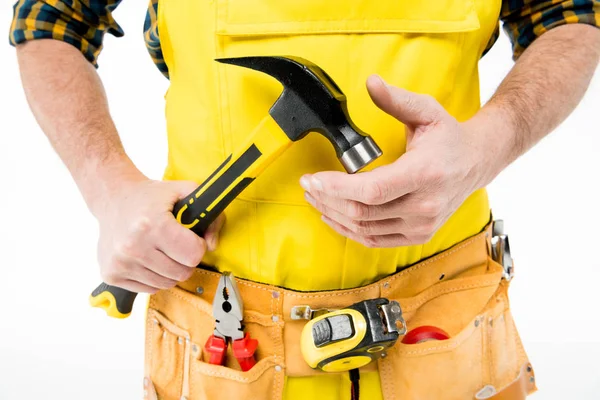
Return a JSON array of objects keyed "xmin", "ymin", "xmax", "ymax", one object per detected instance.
[{"xmin": 204, "ymin": 272, "xmax": 258, "ymax": 371}]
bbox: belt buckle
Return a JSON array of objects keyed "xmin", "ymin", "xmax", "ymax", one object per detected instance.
[{"xmin": 491, "ymin": 220, "xmax": 514, "ymax": 281}]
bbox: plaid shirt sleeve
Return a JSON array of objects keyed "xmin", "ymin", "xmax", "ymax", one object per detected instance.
[
  {"xmin": 143, "ymin": 0, "xmax": 168, "ymax": 78},
  {"xmin": 9, "ymin": 1, "xmax": 600, "ymax": 74},
  {"xmin": 489, "ymin": 0, "xmax": 600, "ymax": 58},
  {"xmin": 9, "ymin": 0, "xmax": 124, "ymax": 67}
]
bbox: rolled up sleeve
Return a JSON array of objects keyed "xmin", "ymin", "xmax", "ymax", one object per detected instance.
[
  {"xmin": 9, "ymin": 0, "xmax": 124, "ymax": 67},
  {"xmin": 501, "ymin": 0, "xmax": 600, "ymax": 59}
]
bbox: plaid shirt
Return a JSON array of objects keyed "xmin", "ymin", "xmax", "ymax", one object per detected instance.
[{"xmin": 9, "ymin": 0, "xmax": 600, "ymax": 79}]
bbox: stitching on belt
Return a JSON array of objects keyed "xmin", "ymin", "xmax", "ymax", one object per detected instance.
[
  {"xmin": 400, "ymin": 341, "xmax": 464, "ymax": 355},
  {"xmin": 401, "ymin": 278, "xmax": 501, "ymax": 312},
  {"xmin": 195, "ymin": 269, "xmax": 275, "ymax": 293},
  {"xmin": 285, "ymin": 286, "xmax": 376, "ymax": 299},
  {"xmin": 385, "ymin": 233, "xmax": 484, "ymax": 285},
  {"xmin": 190, "ymin": 229, "xmax": 486, "ymax": 301}
]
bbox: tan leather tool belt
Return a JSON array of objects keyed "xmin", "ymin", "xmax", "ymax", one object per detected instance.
[{"xmin": 144, "ymin": 222, "xmax": 536, "ymax": 400}]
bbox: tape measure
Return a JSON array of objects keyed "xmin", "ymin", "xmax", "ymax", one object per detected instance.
[{"xmin": 300, "ymin": 298, "xmax": 406, "ymax": 372}]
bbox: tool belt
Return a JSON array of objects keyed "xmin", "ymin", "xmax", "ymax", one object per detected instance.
[{"xmin": 144, "ymin": 221, "xmax": 536, "ymax": 400}]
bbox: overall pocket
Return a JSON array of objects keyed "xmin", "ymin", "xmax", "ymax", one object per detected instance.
[
  {"xmin": 214, "ymin": 0, "xmax": 481, "ymax": 204},
  {"xmin": 146, "ymin": 286, "xmax": 285, "ymax": 400}
]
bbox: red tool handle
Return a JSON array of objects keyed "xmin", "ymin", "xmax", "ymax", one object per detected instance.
[
  {"xmin": 401, "ymin": 326, "xmax": 450, "ymax": 344},
  {"xmin": 232, "ymin": 333, "xmax": 258, "ymax": 372},
  {"xmin": 205, "ymin": 335, "xmax": 227, "ymax": 366}
]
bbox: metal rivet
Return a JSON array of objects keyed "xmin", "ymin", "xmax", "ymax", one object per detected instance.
[
  {"xmin": 163, "ymin": 331, "xmax": 167, "ymax": 339},
  {"xmin": 272, "ymin": 291, "xmax": 280, "ymax": 299},
  {"xmin": 192, "ymin": 344, "xmax": 199, "ymax": 353},
  {"xmin": 143, "ymin": 378, "xmax": 149, "ymax": 387},
  {"xmin": 381, "ymin": 352, "xmax": 387, "ymax": 358},
  {"xmin": 474, "ymin": 319, "xmax": 480, "ymax": 327},
  {"xmin": 152, "ymin": 319, "xmax": 159, "ymax": 325},
  {"xmin": 383, "ymin": 282, "xmax": 390, "ymax": 289},
  {"xmin": 527, "ymin": 365, "xmax": 532, "ymax": 373},
  {"xmin": 178, "ymin": 337, "xmax": 184, "ymax": 345},
  {"xmin": 196, "ymin": 286, "xmax": 204, "ymax": 294},
  {"xmin": 275, "ymin": 365, "xmax": 282, "ymax": 372},
  {"xmin": 186, "ymin": 338, "xmax": 190, "ymax": 344},
  {"xmin": 529, "ymin": 376, "xmax": 535, "ymax": 383},
  {"xmin": 272, "ymin": 315, "xmax": 280, "ymax": 322}
]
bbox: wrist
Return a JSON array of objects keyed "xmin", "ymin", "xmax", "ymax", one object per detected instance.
[
  {"xmin": 461, "ymin": 103, "xmax": 522, "ymax": 189},
  {"xmin": 76, "ymin": 155, "xmax": 148, "ymax": 218}
]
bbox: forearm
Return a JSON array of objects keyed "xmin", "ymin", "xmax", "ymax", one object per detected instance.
[
  {"xmin": 465, "ymin": 24, "xmax": 600, "ymax": 187},
  {"xmin": 16, "ymin": 39, "xmax": 146, "ymax": 216}
]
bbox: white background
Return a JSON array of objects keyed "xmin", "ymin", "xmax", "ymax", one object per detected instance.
[{"xmin": 0, "ymin": 1, "xmax": 598, "ymax": 399}]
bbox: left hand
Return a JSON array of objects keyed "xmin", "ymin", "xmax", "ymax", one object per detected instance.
[{"xmin": 300, "ymin": 75, "xmax": 489, "ymax": 248}]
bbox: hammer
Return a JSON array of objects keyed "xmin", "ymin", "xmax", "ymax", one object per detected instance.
[{"xmin": 89, "ymin": 56, "xmax": 383, "ymax": 318}]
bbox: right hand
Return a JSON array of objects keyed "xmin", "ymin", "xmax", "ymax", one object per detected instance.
[{"xmin": 95, "ymin": 179, "xmax": 225, "ymax": 293}]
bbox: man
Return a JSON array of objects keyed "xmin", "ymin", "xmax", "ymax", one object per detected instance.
[{"xmin": 10, "ymin": 0, "xmax": 599, "ymax": 399}]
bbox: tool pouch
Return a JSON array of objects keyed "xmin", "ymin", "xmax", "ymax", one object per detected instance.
[
  {"xmin": 144, "ymin": 222, "xmax": 535, "ymax": 400},
  {"xmin": 144, "ymin": 281, "xmax": 283, "ymax": 400}
]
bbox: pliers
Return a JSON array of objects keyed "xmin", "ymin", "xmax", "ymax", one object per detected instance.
[{"xmin": 204, "ymin": 272, "xmax": 258, "ymax": 372}]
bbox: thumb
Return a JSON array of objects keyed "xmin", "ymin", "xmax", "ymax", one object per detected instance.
[
  {"xmin": 204, "ymin": 213, "xmax": 226, "ymax": 251},
  {"xmin": 366, "ymin": 75, "xmax": 442, "ymax": 127}
]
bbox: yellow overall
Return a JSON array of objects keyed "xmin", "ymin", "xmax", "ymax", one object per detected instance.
[{"xmin": 145, "ymin": 0, "xmax": 532, "ymax": 398}]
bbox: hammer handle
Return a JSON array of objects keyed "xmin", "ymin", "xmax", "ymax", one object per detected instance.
[{"xmin": 89, "ymin": 117, "xmax": 291, "ymax": 318}]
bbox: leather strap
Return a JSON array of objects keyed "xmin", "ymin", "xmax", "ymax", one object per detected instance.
[{"xmin": 476, "ymin": 362, "xmax": 537, "ymax": 399}]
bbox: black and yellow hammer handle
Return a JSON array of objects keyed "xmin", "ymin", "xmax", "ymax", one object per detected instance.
[{"xmin": 89, "ymin": 117, "xmax": 292, "ymax": 318}]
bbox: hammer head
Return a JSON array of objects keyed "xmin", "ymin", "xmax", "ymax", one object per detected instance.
[{"xmin": 217, "ymin": 56, "xmax": 382, "ymax": 173}]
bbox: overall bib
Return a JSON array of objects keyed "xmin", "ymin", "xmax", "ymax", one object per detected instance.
[{"xmin": 144, "ymin": 0, "xmax": 535, "ymax": 398}]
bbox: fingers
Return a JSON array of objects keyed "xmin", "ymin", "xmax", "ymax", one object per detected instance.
[
  {"xmin": 300, "ymin": 161, "xmax": 416, "ymax": 206},
  {"xmin": 305, "ymin": 189, "xmax": 446, "ymax": 246},
  {"xmin": 112, "ymin": 280, "xmax": 159, "ymax": 294},
  {"xmin": 311, "ymin": 196, "xmax": 438, "ymax": 240},
  {"xmin": 101, "ymin": 261, "xmax": 178, "ymax": 293},
  {"xmin": 305, "ymin": 192, "xmax": 404, "ymax": 235},
  {"xmin": 307, "ymin": 190, "xmax": 443, "ymax": 221},
  {"xmin": 143, "ymin": 249, "xmax": 196, "ymax": 282},
  {"xmin": 154, "ymin": 213, "xmax": 207, "ymax": 267},
  {"xmin": 130, "ymin": 266, "xmax": 178, "ymax": 290},
  {"xmin": 321, "ymin": 216, "xmax": 411, "ymax": 248},
  {"xmin": 97, "ymin": 179, "xmax": 227, "ymax": 293},
  {"xmin": 366, "ymin": 75, "xmax": 442, "ymax": 127}
]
